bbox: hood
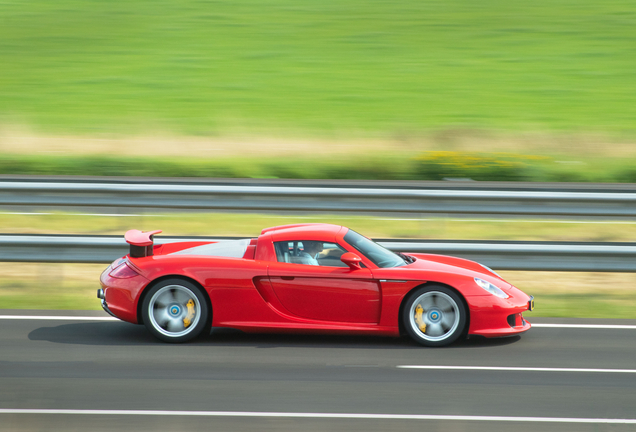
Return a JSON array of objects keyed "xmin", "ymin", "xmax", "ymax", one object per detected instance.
[{"xmin": 405, "ymin": 253, "xmax": 504, "ymax": 281}]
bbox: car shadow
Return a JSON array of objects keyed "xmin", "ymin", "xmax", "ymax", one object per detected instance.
[
  {"xmin": 208, "ymin": 328, "xmax": 412, "ymax": 349},
  {"xmin": 28, "ymin": 322, "xmax": 159, "ymax": 346},
  {"xmin": 28, "ymin": 322, "xmax": 522, "ymax": 349},
  {"xmin": 208, "ymin": 329, "xmax": 521, "ymax": 349}
]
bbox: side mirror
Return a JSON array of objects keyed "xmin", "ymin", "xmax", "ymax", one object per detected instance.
[{"xmin": 341, "ymin": 252, "xmax": 363, "ymax": 270}]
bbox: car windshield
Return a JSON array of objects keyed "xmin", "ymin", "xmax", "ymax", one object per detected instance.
[{"xmin": 344, "ymin": 229, "xmax": 406, "ymax": 268}]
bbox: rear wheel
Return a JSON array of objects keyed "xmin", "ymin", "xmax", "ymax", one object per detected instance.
[
  {"xmin": 141, "ymin": 279, "xmax": 209, "ymax": 343},
  {"xmin": 403, "ymin": 285, "xmax": 466, "ymax": 347}
]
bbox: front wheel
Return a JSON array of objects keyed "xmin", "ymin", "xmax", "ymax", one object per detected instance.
[
  {"xmin": 403, "ymin": 285, "xmax": 466, "ymax": 347},
  {"xmin": 141, "ymin": 279, "xmax": 209, "ymax": 343}
]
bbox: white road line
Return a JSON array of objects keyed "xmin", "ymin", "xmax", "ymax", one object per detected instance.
[
  {"xmin": 532, "ymin": 323, "xmax": 636, "ymax": 329},
  {"xmin": 397, "ymin": 365, "xmax": 636, "ymax": 374},
  {"xmin": 0, "ymin": 315, "xmax": 118, "ymax": 321},
  {"xmin": 0, "ymin": 409, "xmax": 633, "ymax": 424}
]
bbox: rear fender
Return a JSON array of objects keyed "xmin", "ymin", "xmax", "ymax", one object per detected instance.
[{"xmin": 136, "ymin": 274, "xmax": 212, "ymax": 328}]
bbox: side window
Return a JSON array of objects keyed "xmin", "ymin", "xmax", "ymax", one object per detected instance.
[{"xmin": 273, "ymin": 241, "xmax": 348, "ymax": 267}]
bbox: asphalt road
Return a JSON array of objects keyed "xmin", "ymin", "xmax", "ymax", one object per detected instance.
[{"xmin": 1, "ymin": 310, "xmax": 636, "ymax": 432}]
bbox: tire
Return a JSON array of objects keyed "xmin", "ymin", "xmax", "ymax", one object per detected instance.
[
  {"xmin": 402, "ymin": 285, "xmax": 466, "ymax": 347},
  {"xmin": 141, "ymin": 278, "xmax": 209, "ymax": 343}
]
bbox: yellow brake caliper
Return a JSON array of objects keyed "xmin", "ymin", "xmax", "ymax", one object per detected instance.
[
  {"xmin": 414, "ymin": 304, "xmax": 427, "ymax": 333},
  {"xmin": 183, "ymin": 299, "xmax": 196, "ymax": 328}
]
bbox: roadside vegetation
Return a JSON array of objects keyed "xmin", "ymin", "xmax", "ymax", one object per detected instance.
[{"xmin": 2, "ymin": 151, "xmax": 636, "ymax": 182}]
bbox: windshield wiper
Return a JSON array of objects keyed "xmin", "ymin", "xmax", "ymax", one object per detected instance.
[{"xmin": 396, "ymin": 252, "xmax": 415, "ymax": 264}]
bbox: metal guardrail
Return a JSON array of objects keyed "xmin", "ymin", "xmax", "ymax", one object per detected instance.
[
  {"xmin": 1, "ymin": 234, "xmax": 635, "ymax": 272},
  {"xmin": 1, "ymin": 179, "xmax": 636, "ymax": 217}
]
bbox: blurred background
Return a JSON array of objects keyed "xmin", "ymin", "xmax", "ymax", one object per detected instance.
[{"xmin": 1, "ymin": 0, "xmax": 635, "ymax": 317}]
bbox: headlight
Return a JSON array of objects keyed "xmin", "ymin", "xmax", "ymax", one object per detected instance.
[
  {"xmin": 474, "ymin": 277, "xmax": 509, "ymax": 298},
  {"xmin": 478, "ymin": 263, "xmax": 501, "ymax": 278}
]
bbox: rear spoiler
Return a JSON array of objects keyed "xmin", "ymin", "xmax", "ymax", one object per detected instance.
[{"xmin": 125, "ymin": 229, "xmax": 162, "ymax": 258}]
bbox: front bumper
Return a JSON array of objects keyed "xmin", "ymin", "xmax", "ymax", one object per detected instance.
[{"xmin": 467, "ymin": 287, "xmax": 534, "ymax": 338}]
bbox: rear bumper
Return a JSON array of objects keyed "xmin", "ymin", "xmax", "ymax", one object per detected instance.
[
  {"xmin": 97, "ymin": 289, "xmax": 118, "ymax": 319},
  {"xmin": 101, "ymin": 298, "xmax": 119, "ymax": 319},
  {"xmin": 99, "ymin": 267, "xmax": 148, "ymax": 324}
]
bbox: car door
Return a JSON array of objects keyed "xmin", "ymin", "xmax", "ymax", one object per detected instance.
[{"xmin": 267, "ymin": 241, "xmax": 381, "ymax": 324}]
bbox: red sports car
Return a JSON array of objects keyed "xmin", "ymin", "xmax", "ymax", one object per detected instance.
[{"xmin": 98, "ymin": 224, "xmax": 533, "ymax": 347}]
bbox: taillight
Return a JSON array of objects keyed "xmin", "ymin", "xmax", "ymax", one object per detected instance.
[
  {"xmin": 111, "ymin": 258, "xmax": 126, "ymax": 269},
  {"xmin": 109, "ymin": 263, "xmax": 139, "ymax": 279}
]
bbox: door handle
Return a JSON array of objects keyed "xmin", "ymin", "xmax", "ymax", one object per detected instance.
[{"xmin": 280, "ymin": 276, "xmax": 295, "ymax": 280}]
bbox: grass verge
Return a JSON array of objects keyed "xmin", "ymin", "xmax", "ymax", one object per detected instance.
[
  {"xmin": 0, "ymin": 263, "xmax": 103, "ymax": 311},
  {"xmin": 502, "ymin": 271, "xmax": 636, "ymax": 319},
  {"xmin": 0, "ymin": 263, "xmax": 634, "ymax": 319}
]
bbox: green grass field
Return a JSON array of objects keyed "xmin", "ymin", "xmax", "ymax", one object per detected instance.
[{"xmin": 1, "ymin": 0, "xmax": 635, "ymax": 136}]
